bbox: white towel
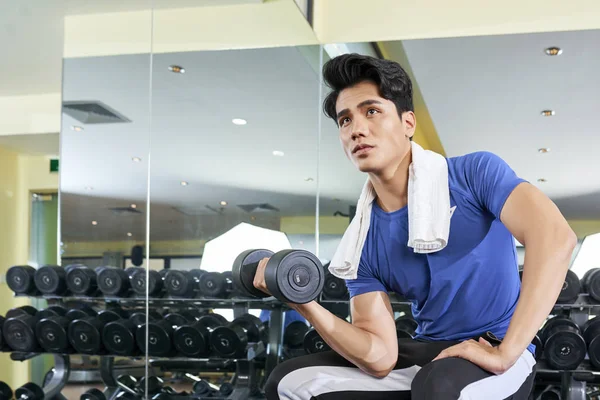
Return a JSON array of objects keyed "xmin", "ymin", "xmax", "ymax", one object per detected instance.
[{"xmin": 328, "ymin": 141, "xmax": 455, "ymax": 280}]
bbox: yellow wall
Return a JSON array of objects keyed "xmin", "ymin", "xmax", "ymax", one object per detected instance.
[{"xmin": 0, "ymin": 148, "xmax": 59, "ymax": 388}]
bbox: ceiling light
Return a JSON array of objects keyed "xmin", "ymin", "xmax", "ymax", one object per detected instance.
[
  {"xmin": 232, "ymin": 118, "xmax": 247, "ymax": 126},
  {"xmin": 299, "ymin": 241, "xmax": 304, "ymax": 245},
  {"xmin": 272, "ymin": 150, "xmax": 285, "ymax": 157},
  {"xmin": 169, "ymin": 65, "xmax": 185, "ymax": 74},
  {"xmin": 537, "ymin": 178, "xmax": 547, "ymax": 183},
  {"xmin": 180, "ymin": 181, "xmax": 189, "ymax": 186},
  {"xmin": 71, "ymin": 126, "xmax": 84, "ymax": 132},
  {"xmin": 304, "ymin": 177, "xmax": 314, "ymax": 182},
  {"xmin": 541, "ymin": 110, "xmax": 555, "ymax": 117},
  {"xmin": 130, "ymin": 204, "xmax": 137, "ymax": 209},
  {"xmin": 84, "ymin": 186, "xmax": 93, "ymax": 191},
  {"xmin": 545, "ymin": 47, "xmax": 562, "ymax": 56},
  {"xmin": 127, "ymin": 232, "xmax": 132, "ymax": 237},
  {"xmin": 220, "ymin": 201, "xmax": 228, "ymax": 206},
  {"xmin": 92, "ymin": 221, "xmax": 98, "ymax": 225},
  {"xmin": 132, "ymin": 157, "xmax": 142, "ymax": 162},
  {"xmin": 538, "ymin": 148, "xmax": 551, "ymax": 153}
]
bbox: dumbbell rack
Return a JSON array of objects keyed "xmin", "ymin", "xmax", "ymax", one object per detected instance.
[{"xmin": 6, "ymin": 294, "xmax": 290, "ymax": 400}]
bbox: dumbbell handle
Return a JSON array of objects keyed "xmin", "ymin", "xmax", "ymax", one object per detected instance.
[{"xmin": 184, "ymin": 373, "xmax": 220, "ymax": 391}]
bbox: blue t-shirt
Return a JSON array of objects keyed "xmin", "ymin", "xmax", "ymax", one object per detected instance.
[{"xmin": 346, "ymin": 151, "xmax": 535, "ymax": 355}]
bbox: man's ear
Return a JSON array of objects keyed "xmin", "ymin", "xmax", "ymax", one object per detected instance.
[{"xmin": 403, "ymin": 111, "xmax": 417, "ymax": 139}]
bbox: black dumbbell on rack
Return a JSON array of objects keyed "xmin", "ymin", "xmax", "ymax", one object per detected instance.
[
  {"xmin": 103, "ymin": 311, "xmax": 162, "ymax": 356},
  {"xmin": 34, "ymin": 265, "xmax": 80, "ymax": 296},
  {"xmin": 303, "ymin": 328, "xmax": 331, "ymax": 354},
  {"xmin": 96, "ymin": 267, "xmax": 142, "ymax": 297},
  {"xmin": 0, "ymin": 381, "xmax": 12, "ymax": 400},
  {"xmin": 395, "ymin": 316, "xmax": 418, "ymax": 339},
  {"xmin": 14, "ymin": 382, "xmax": 45, "ymax": 400},
  {"xmin": 232, "ymin": 249, "xmax": 324, "ymax": 304},
  {"xmin": 555, "ymin": 270, "xmax": 581, "ymax": 304},
  {"xmin": 582, "ymin": 268, "xmax": 600, "ymax": 303},
  {"xmin": 163, "ymin": 269, "xmax": 207, "ymax": 298},
  {"xmin": 3, "ymin": 306, "xmax": 43, "ymax": 352},
  {"xmin": 68, "ymin": 308, "xmax": 126, "ymax": 354},
  {"xmin": 136, "ymin": 312, "xmax": 198, "ymax": 357},
  {"xmin": 583, "ymin": 315, "xmax": 600, "ymax": 369},
  {"xmin": 540, "ymin": 315, "xmax": 586, "ymax": 370},
  {"xmin": 173, "ymin": 313, "xmax": 228, "ymax": 358},
  {"xmin": 198, "ymin": 272, "xmax": 233, "ymax": 298},
  {"xmin": 210, "ymin": 313, "xmax": 267, "ymax": 359},
  {"xmin": 6, "ymin": 265, "xmax": 40, "ymax": 296},
  {"xmin": 35, "ymin": 306, "xmax": 73, "ymax": 353},
  {"xmin": 66, "ymin": 264, "xmax": 100, "ymax": 296},
  {"xmin": 129, "ymin": 269, "xmax": 168, "ymax": 298},
  {"xmin": 282, "ymin": 321, "xmax": 310, "ymax": 359},
  {"xmin": 322, "ymin": 268, "xmax": 348, "ymax": 300}
]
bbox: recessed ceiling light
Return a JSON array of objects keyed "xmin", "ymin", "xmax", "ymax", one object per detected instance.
[
  {"xmin": 169, "ymin": 65, "xmax": 185, "ymax": 74},
  {"xmin": 232, "ymin": 118, "xmax": 247, "ymax": 126},
  {"xmin": 92, "ymin": 221, "xmax": 98, "ymax": 225},
  {"xmin": 272, "ymin": 150, "xmax": 285, "ymax": 157},
  {"xmin": 127, "ymin": 232, "xmax": 132, "ymax": 237},
  {"xmin": 220, "ymin": 201, "xmax": 228, "ymax": 206},
  {"xmin": 130, "ymin": 204, "xmax": 137, "ymax": 209},
  {"xmin": 541, "ymin": 110, "xmax": 555, "ymax": 117},
  {"xmin": 299, "ymin": 241, "xmax": 304, "ymax": 245},
  {"xmin": 132, "ymin": 157, "xmax": 142, "ymax": 162},
  {"xmin": 537, "ymin": 178, "xmax": 547, "ymax": 183},
  {"xmin": 180, "ymin": 181, "xmax": 189, "ymax": 186},
  {"xmin": 71, "ymin": 126, "xmax": 84, "ymax": 132},
  {"xmin": 545, "ymin": 47, "xmax": 562, "ymax": 56},
  {"xmin": 84, "ymin": 186, "xmax": 93, "ymax": 191},
  {"xmin": 304, "ymin": 177, "xmax": 314, "ymax": 182},
  {"xmin": 538, "ymin": 148, "xmax": 551, "ymax": 153}
]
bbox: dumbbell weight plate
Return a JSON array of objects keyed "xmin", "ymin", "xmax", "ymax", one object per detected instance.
[
  {"xmin": 68, "ymin": 317, "xmax": 105, "ymax": 354},
  {"xmin": 395, "ymin": 317, "xmax": 418, "ymax": 339},
  {"xmin": 583, "ymin": 316, "xmax": 600, "ymax": 369},
  {"xmin": 533, "ymin": 334, "xmax": 543, "ymax": 361},
  {"xmin": 130, "ymin": 269, "xmax": 163, "ymax": 297},
  {"xmin": 583, "ymin": 268, "xmax": 600, "ymax": 303},
  {"xmin": 556, "ymin": 270, "xmax": 581, "ymax": 304},
  {"xmin": 265, "ymin": 250, "xmax": 324, "ymax": 304},
  {"xmin": 303, "ymin": 329, "xmax": 330, "ymax": 354},
  {"xmin": 542, "ymin": 316, "xmax": 586, "ymax": 370},
  {"xmin": 6, "ymin": 306, "xmax": 37, "ymax": 319},
  {"xmin": 193, "ymin": 380, "xmax": 213, "ymax": 396},
  {"xmin": 34, "ymin": 265, "xmax": 68, "ymax": 295},
  {"xmin": 81, "ymin": 388, "xmax": 106, "ymax": 400},
  {"xmin": 219, "ymin": 382, "xmax": 234, "ymax": 396},
  {"xmin": 6, "ymin": 265, "xmax": 37, "ymax": 295},
  {"xmin": 164, "ymin": 270, "xmax": 195, "ymax": 298},
  {"xmin": 283, "ymin": 321, "xmax": 310, "ymax": 349},
  {"xmin": 103, "ymin": 320, "xmax": 138, "ymax": 356},
  {"xmin": 97, "ymin": 268, "xmax": 130, "ymax": 297},
  {"xmin": 164, "ymin": 313, "xmax": 192, "ymax": 327},
  {"xmin": 15, "ymin": 382, "xmax": 44, "ymax": 400},
  {"xmin": 66, "ymin": 306, "xmax": 97, "ymax": 321},
  {"xmin": 136, "ymin": 320, "xmax": 174, "ymax": 356},
  {"xmin": 66, "ymin": 265, "xmax": 97, "ymax": 296},
  {"xmin": 232, "ymin": 249, "xmax": 274, "ymax": 298},
  {"xmin": 3, "ymin": 314, "xmax": 40, "ymax": 352},
  {"xmin": 0, "ymin": 381, "xmax": 12, "ymax": 400},
  {"xmin": 198, "ymin": 272, "xmax": 226, "ymax": 297},
  {"xmin": 323, "ymin": 272, "xmax": 348, "ymax": 299},
  {"xmin": 37, "ymin": 306, "xmax": 67, "ymax": 320},
  {"xmin": 36, "ymin": 316, "xmax": 71, "ymax": 353},
  {"xmin": 174, "ymin": 315, "xmax": 222, "ymax": 358}
]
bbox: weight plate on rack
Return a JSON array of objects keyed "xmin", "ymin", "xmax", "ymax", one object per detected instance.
[
  {"xmin": 34, "ymin": 265, "xmax": 67, "ymax": 295},
  {"xmin": 6, "ymin": 265, "xmax": 36, "ymax": 295},
  {"xmin": 81, "ymin": 388, "xmax": 106, "ymax": 400},
  {"xmin": 198, "ymin": 272, "xmax": 226, "ymax": 298},
  {"xmin": 3, "ymin": 314, "xmax": 39, "ymax": 352},
  {"xmin": 15, "ymin": 383, "xmax": 44, "ymax": 400},
  {"xmin": 542, "ymin": 316, "xmax": 586, "ymax": 370},
  {"xmin": 36, "ymin": 316, "xmax": 71, "ymax": 353},
  {"xmin": 395, "ymin": 317, "xmax": 418, "ymax": 339},
  {"xmin": 97, "ymin": 268, "xmax": 130, "ymax": 297},
  {"xmin": 68, "ymin": 317, "xmax": 104, "ymax": 354},
  {"xmin": 303, "ymin": 329, "xmax": 330, "ymax": 354},
  {"xmin": 211, "ymin": 325, "xmax": 245, "ymax": 358},
  {"xmin": 584, "ymin": 316, "xmax": 600, "ymax": 369},
  {"xmin": 0, "ymin": 381, "xmax": 12, "ymax": 400},
  {"xmin": 323, "ymin": 272, "xmax": 348, "ymax": 299},
  {"xmin": 585, "ymin": 269, "xmax": 600, "ymax": 303},
  {"xmin": 135, "ymin": 320, "xmax": 173, "ymax": 356},
  {"xmin": 556, "ymin": 270, "xmax": 581, "ymax": 304},
  {"xmin": 283, "ymin": 321, "xmax": 310, "ymax": 349},
  {"xmin": 6, "ymin": 306, "xmax": 37, "ymax": 319},
  {"xmin": 173, "ymin": 323, "xmax": 210, "ymax": 357},
  {"xmin": 164, "ymin": 270, "xmax": 195, "ymax": 298},
  {"xmin": 103, "ymin": 320, "xmax": 137, "ymax": 356},
  {"xmin": 265, "ymin": 250, "xmax": 324, "ymax": 304},
  {"xmin": 66, "ymin": 266, "xmax": 97, "ymax": 296},
  {"xmin": 231, "ymin": 249, "xmax": 274, "ymax": 299}
]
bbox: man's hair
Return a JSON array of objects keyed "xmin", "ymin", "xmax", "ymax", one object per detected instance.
[{"xmin": 322, "ymin": 53, "xmax": 414, "ymax": 130}]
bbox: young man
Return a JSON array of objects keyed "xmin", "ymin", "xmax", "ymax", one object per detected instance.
[{"xmin": 256, "ymin": 54, "xmax": 576, "ymax": 399}]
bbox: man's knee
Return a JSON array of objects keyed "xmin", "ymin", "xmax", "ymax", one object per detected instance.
[{"xmin": 411, "ymin": 358, "xmax": 479, "ymax": 400}]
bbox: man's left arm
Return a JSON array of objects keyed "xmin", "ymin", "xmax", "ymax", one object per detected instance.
[{"xmin": 496, "ymin": 182, "xmax": 577, "ymax": 369}]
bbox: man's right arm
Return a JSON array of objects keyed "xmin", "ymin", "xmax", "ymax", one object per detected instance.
[{"xmin": 290, "ymin": 291, "xmax": 398, "ymax": 378}]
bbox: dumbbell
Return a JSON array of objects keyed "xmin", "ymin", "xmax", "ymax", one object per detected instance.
[
  {"xmin": 582, "ymin": 268, "xmax": 600, "ymax": 303},
  {"xmin": 583, "ymin": 315, "xmax": 600, "ymax": 369},
  {"xmin": 135, "ymin": 313, "xmax": 192, "ymax": 357},
  {"xmin": 3, "ymin": 306, "xmax": 42, "ymax": 352},
  {"xmin": 232, "ymin": 249, "xmax": 324, "ymax": 304},
  {"xmin": 81, "ymin": 388, "xmax": 107, "ymax": 400},
  {"xmin": 68, "ymin": 309, "xmax": 124, "ymax": 354},
  {"xmin": 96, "ymin": 267, "xmax": 141, "ymax": 297},
  {"xmin": 35, "ymin": 306, "xmax": 73, "ymax": 353},
  {"xmin": 66, "ymin": 264, "xmax": 100, "ymax": 296},
  {"xmin": 303, "ymin": 328, "xmax": 331, "ymax": 354},
  {"xmin": 282, "ymin": 321, "xmax": 310, "ymax": 359},
  {"xmin": 164, "ymin": 269, "xmax": 207, "ymax": 298},
  {"xmin": 0, "ymin": 381, "xmax": 12, "ymax": 400},
  {"xmin": 0, "ymin": 316, "xmax": 5, "ymax": 351},
  {"xmin": 211, "ymin": 314, "xmax": 267, "ymax": 358},
  {"xmin": 34, "ymin": 265, "xmax": 78, "ymax": 296},
  {"xmin": 395, "ymin": 316, "xmax": 418, "ymax": 339},
  {"xmin": 116, "ymin": 375, "xmax": 143, "ymax": 399},
  {"xmin": 532, "ymin": 334, "xmax": 543, "ymax": 361},
  {"xmin": 539, "ymin": 388, "xmax": 561, "ymax": 400},
  {"xmin": 6, "ymin": 265, "xmax": 39, "ymax": 296},
  {"xmin": 322, "ymin": 269, "xmax": 348, "ymax": 300},
  {"xmin": 173, "ymin": 314, "xmax": 228, "ymax": 357},
  {"xmin": 540, "ymin": 316, "xmax": 586, "ymax": 370},
  {"xmin": 198, "ymin": 272, "xmax": 230, "ymax": 298},
  {"xmin": 105, "ymin": 312, "xmax": 164, "ymax": 356},
  {"xmin": 129, "ymin": 269, "xmax": 167, "ymax": 297},
  {"xmin": 15, "ymin": 382, "xmax": 44, "ymax": 400},
  {"xmin": 556, "ymin": 270, "xmax": 581, "ymax": 304},
  {"xmin": 65, "ymin": 304, "xmax": 97, "ymax": 321}
]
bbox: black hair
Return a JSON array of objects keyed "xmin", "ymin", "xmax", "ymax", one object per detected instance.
[{"xmin": 322, "ymin": 53, "xmax": 414, "ymax": 139}]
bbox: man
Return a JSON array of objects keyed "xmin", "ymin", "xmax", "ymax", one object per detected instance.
[{"xmin": 257, "ymin": 54, "xmax": 576, "ymax": 399}]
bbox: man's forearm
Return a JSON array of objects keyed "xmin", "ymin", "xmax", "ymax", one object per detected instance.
[
  {"xmin": 290, "ymin": 302, "xmax": 397, "ymax": 377},
  {"xmin": 499, "ymin": 228, "xmax": 577, "ymax": 367}
]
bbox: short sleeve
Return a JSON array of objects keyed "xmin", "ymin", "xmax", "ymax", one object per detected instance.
[
  {"xmin": 345, "ymin": 256, "xmax": 388, "ymax": 298},
  {"xmin": 465, "ymin": 151, "xmax": 528, "ymax": 219}
]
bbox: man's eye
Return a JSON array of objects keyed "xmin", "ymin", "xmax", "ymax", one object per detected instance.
[
  {"xmin": 368, "ymin": 108, "xmax": 379, "ymax": 115},
  {"xmin": 340, "ymin": 117, "xmax": 350, "ymax": 126}
]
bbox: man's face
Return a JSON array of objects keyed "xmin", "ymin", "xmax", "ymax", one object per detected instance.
[{"xmin": 335, "ymin": 81, "xmax": 415, "ymax": 174}]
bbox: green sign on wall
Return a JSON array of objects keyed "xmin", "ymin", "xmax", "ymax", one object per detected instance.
[{"xmin": 50, "ymin": 159, "xmax": 59, "ymax": 173}]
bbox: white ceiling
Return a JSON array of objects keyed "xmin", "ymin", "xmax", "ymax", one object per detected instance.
[{"xmin": 401, "ymin": 29, "xmax": 600, "ymax": 219}]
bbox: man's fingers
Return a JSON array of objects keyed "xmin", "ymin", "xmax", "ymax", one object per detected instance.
[{"xmin": 479, "ymin": 337, "xmax": 493, "ymax": 347}]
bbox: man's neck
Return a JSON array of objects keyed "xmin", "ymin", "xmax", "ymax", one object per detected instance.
[{"xmin": 369, "ymin": 147, "xmax": 412, "ymax": 213}]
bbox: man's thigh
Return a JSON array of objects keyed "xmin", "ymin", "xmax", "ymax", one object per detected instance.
[{"xmin": 411, "ymin": 351, "xmax": 536, "ymax": 400}]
